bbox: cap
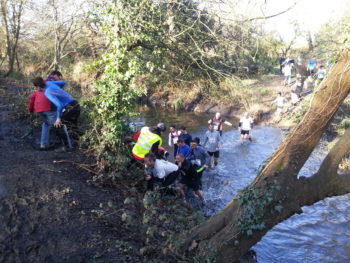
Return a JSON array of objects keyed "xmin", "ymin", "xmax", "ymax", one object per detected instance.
[{"xmin": 157, "ymin": 122, "xmax": 166, "ymax": 132}]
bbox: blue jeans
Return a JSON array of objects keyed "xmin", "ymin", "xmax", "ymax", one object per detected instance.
[{"xmin": 39, "ymin": 111, "xmax": 56, "ymax": 147}]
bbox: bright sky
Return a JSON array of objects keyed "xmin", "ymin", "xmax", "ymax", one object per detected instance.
[
  {"xmin": 262, "ymin": 0, "xmax": 350, "ymax": 41},
  {"xmin": 201, "ymin": 0, "xmax": 350, "ymax": 42}
]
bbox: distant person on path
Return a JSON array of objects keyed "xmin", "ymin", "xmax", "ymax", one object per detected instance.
[
  {"xmin": 316, "ymin": 65, "xmax": 326, "ymax": 85},
  {"xmin": 279, "ymin": 57, "xmax": 286, "ymax": 74},
  {"xmin": 43, "ymin": 77, "xmax": 80, "ymax": 151},
  {"xmin": 168, "ymin": 125, "xmax": 181, "ymax": 158},
  {"xmin": 307, "ymin": 57, "xmax": 317, "ymax": 75},
  {"xmin": 272, "ymin": 92, "xmax": 287, "ymax": 116},
  {"xmin": 179, "ymin": 126, "xmax": 192, "ymax": 146},
  {"xmin": 203, "ymin": 123, "xmax": 221, "ymax": 168},
  {"xmin": 176, "ymin": 153, "xmax": 204, "ymax": 201},
  {"xmin": 144, "ymin": 153, "xmax": 179, "ymax": 190},
  {"xmin": 282, "ymin": 62, "xmax": 293, "ymax": 86},
  {"xmin": 239, "ymin": 112, "xmax": 253, "ymax": 143},
  {"xmin": 29, "ymin": 78, "xmax": 56, "ymax": 150},
  {"xmin": 132, "ymin": 123, "xmax": 166, "ymax": 161},
  {"xmin": 208, "ymin": 112, "xmax": 232, "ymax": 136},
  {"xmin": 176, "ymin": 138, "xmax": 192, "ymax": 158}
]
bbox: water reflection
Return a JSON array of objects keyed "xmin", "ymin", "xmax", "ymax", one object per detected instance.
[{"xmin": 137, "ymin": 106, "xmax": 350, "ymax": 263}]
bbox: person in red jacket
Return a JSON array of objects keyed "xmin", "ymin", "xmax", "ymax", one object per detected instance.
[{"xmin": 28, "ymin": 77, "xmax": 56, "ymax": 150}]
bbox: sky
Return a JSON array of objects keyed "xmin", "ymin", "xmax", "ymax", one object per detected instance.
[
  {"xmin": 262, "ymin": 0, "xmax": 350, "ymax": 41},
  {"xmin": 201, "ymin": 0, "xmax": 350, "ymax": 42}
]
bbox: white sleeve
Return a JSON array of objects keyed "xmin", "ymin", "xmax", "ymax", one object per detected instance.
[
  {"xmin": 155, "ymin": 161, "xmax": 166, "ymax": 179},
  {"xmin": 168, "ymin": 133, "xmax": 172, "ymax": 146}
]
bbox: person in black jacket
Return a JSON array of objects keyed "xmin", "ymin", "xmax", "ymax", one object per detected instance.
[{"xmin": 176, "ymin": 153, "xmax": 204, "ymax": 200}]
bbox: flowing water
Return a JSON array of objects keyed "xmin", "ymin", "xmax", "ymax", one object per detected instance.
[{"xmin": 135, "ymin": 106, "xmax": 350, "ymax": 263}]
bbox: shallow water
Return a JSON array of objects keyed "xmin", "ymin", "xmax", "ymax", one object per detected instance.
[{"xmin": 137, "ymin": 106, "xmax": 350, "ymax": 263}]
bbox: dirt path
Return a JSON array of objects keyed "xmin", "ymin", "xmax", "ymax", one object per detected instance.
[{"xmin": 0, "ymin": 80, "xmax": 142, "ymax": 262}]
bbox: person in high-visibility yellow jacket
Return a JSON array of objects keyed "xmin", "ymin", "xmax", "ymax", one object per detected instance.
[{"xmin": 132, "ymin": 123, "xmax": 166, "ymax": 160}]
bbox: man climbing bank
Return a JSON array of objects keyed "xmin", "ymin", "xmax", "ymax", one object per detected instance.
[{"xmin": 132, "ymin": 123, "xmax": 166, "ymax": 161}]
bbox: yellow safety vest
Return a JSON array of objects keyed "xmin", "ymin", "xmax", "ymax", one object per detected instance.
[{"xmin": 132, "ymin": 127, "xmax": 162, "ymax": 159}]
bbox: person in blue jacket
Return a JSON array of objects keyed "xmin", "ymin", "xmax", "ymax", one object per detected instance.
[
  {"xmin": 39, "ymin": 77, "xmax": 80, "ymax": 150},
  {"xmin": 176, "ymin": 138, "xmax": 192, "ymax": 158}
]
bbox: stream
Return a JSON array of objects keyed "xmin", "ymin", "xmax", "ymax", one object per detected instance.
[{"xmin": 134, "ymin": 106, "xmax": 350, "ymax": 263}]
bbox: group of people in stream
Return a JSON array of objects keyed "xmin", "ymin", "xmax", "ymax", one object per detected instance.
[
  {"xmin": 28, "ymin": 71, "xmax": 80, "ymax": 152},
  {"xmin": 128, "ymin": 112, "xmax": 255, "ymax": 203}
]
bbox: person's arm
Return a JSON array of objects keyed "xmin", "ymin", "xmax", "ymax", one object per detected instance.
[
  {"xmin": 224, "ymin": 121, "xmax": 232, "ymax": 126},
  {"xmin": 217, "ymin": 133, "xmax": 222, "ymax": 149},
  {"xmin": 168, "ymin": 133, "xmax": 172, "ymax": 147},
  {"xmin": 203, "ymin": 133, "xmax": 208, "ymax": 147},
  {"xmin": 45, "ymin": 89, "xmax": 64, "ymax": 119},
  {"xmin": 50, "ymin": 80, "xmax": 66, "ymax": 89},
  {"xmin": 28, "ymin": 93, "xmax": 36, "ymax": 112},
  {"xmin": 185, "ymin": 147, "xmax": 192, "ymax": 158},
  {"xmin": 202, "ymin": 149, "xmax": 210, "ymax": 166}
]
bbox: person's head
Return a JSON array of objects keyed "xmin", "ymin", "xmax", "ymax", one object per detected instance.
[
  {"xmin": 177, "ymin": 138, "xmax": 185, "ymax": 147},
  {"xmin": 208, "ymin": 123, "xmax": 214, "ymax": 131},
  {"xmin": 49, "ymin": 70, "xmax": 63, "ymax": 80},
  {"xmin": 244, "ymin": 112, "xmax": 249, "ymax": 118},
  {"xmin": 144, "ymin": 153, "xmax": 156, "ymax": 167},
  {"xmin": 156, "ymin": 122, "xmax": 166, "ymax": 133},
  {"xmin": 170, "ymin": 125, "xmax": 176, "ymax": 133},
  {"xmin": 320, "ymin": 65, "xmax": 324, "ymax": 69},
  {"xmin": 278, "ymin": 92, "xmax": 282, "ymax": 97},
  {"xmin": 215, "ymin": 112, "xmax": 221, "ymax": 119},
  {"xmin": 31, "ymin": 77, "xmax": 46, "ymax": 90},
  {"xmin": 180, "ymin": 126, "xmax": 187, "ymax": 134},
  {"xmin": 190, "ymin": 140, "xmax": 198, "ymax": 149},
  {"xmin": 175, "ymin": 153, "xmax": 185, "ymax": 164}
]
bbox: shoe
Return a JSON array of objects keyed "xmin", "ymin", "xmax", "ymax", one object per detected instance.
[
  {"xmin": 249, "ymin": 137, "xmax": 252, "ymax": 142},
  {"xmin": 54, "ymin": 146, "xmax": 73, "ymax": 153}
]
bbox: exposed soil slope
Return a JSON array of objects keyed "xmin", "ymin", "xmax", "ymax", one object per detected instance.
[{"xmin": 0, "ymin": 80, "xmax": 142, "ymax": 262}]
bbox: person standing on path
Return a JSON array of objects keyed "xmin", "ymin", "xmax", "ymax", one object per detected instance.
[
  {"xmin": 29, "ymin": 78, "xmax": 57, "ymax": 150},
  {"xmin": 43, "ymin": 77, "xmax": 80, "ymax": 151},
  {"xmin": 168, "ymin": 125, "xmax": 181, "ymax": 158},
  {"xmin": 283, "ymin": 62, "xmax": 293, "ymax": 86},
  {"xmin": 239, "ymin": 112, "xmax": 253, "ymax": 143},
  {"xmin": 272, "ymin": 92, "xmax": 287, "ymax": 116},
  {"xmin": 208, "ymin": 112, "xmax": 232, "ymax": 136},
  {"xmin": 203, "ymin": 123, "xmax": 221, "ymax": 168}
]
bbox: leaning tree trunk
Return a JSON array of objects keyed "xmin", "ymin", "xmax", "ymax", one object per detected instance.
[{"xmin": 183, "ymin": 48, "xmax": 350, "ymax": 262}]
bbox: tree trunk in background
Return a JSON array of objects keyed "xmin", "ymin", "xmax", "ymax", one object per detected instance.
[
  {"xmin": 307, "ymin": 31, "xmax": 314, "ymax": 53},
  {"xmin": 183, "ymin": 48, "xmax": 350, "ymax": 262},
  {"xmin": 1, "ymin": 0, "xmax": 24, "ymax": 76}
]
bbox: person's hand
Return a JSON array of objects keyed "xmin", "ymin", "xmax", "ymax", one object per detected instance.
[
  {"xmin": 54, "ymin": 118, "xmax": 62, "ymax": 128},
  {"xmin": 203, "ymin": 165, "xmax": 208, "ymax": 169},
  {"xmin": 145, "ymin": 175, "xmax": 152, "ymax": 181}
]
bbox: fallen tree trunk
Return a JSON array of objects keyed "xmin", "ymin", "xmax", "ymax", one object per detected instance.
[{"xmin": 183, "ymin": 48, "xmax": 350, "ymax": 262}]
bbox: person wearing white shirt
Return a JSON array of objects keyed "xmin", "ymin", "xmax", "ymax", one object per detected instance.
[
  {"xmin": 239, "ymin": 112, "xmax": 253, "ymax": 143},
  {"xmin": 272, "ymin": 92, "xmax": 287, "ymax": 115},
  {"xmin": 144, "ymin": 153, "xmax": 179, "ymax": 189}
]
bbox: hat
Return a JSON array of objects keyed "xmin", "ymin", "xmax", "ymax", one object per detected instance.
[{"xmin": 157, "ymin": 122, "xmax": 166, "ymax": 132}]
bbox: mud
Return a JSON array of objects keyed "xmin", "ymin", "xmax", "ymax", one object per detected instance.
[{"xmin": 0, "ymin": 80, "xmax": 143, "ymax": 262}]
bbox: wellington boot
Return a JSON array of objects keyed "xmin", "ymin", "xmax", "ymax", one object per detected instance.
[{"xmin": 214, "ymin": 160, "xmax": 218, "ymax": 167}]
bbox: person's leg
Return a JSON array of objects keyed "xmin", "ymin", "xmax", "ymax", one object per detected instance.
[
  {"xmin": 174, "ymin": 144, "xmax": 178, "ymax": 158},
  {"xmin": 213, "ymin": 151, "xmax": 219, "ymax": 166},
  {"xmin": 194, "ymin": 190, "xmax": 204, "ymax": 201},
  {"xmin": 178, "ymin": 183, "xmax": 186, "ymax": 198},
  {"xmin": 39, "ymin": 112, "xmax": 54, "ymax": 148},
  {"xmin": 207, "ymin": 152, "xmax": 213, "ymax": 168}
]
